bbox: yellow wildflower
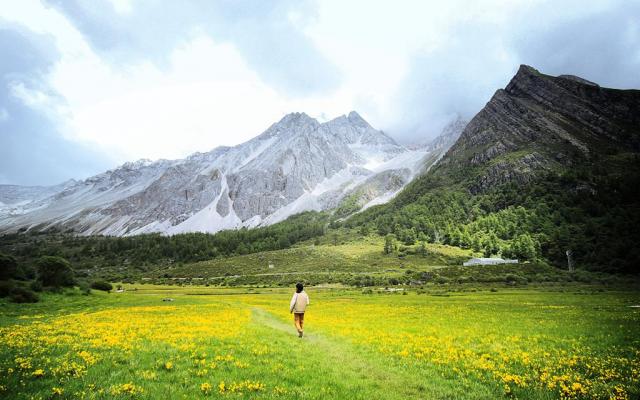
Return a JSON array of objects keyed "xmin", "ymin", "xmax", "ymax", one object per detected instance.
[
  {"xmin": 31, "ymin": 369, "xmax": 45, "ymax": 378},
  {"xmin": 200, "ymin": 382, "xmax": 212, "ymax": 394}
]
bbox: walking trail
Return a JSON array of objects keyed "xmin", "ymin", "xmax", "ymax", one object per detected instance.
[{"xmin": 250, "ymin": 307, "xmax": 465, "ymax": 400}]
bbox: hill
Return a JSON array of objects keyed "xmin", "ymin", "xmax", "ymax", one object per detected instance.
[{"xmin": 346, "ymin": 65, "xmax": 640, "ymax": 273}]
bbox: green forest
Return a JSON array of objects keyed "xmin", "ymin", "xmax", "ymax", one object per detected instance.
[{"xmin": 346, "ymin": 156, "xmax": 640, "ymax": 274}]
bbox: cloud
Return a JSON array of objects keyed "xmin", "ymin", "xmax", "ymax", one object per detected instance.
[
  {"xmin": 50, "ymin": 34, "xmax": 298, "ymax": 161},
  {"xmin": 0, "ymin": 23, "xmax": 114, "ymax": 186},
  {"xmin": 1, "ymin": 0, "xmax": 638, "ymax": 186},
  {"xmin": 386, "ymin": 22, "xmax": 517, "ymax": 142},
  {"xmin": 43, "ymin": 0, "xmax": 341, "ymax": 96},
  {"xmin": 1, "ymin": 0, "xmax": 354, "ymax": 175},
  {"xmin": 386, "ymin": 0, "xmax": 640, "ymax": 143},
  {"xmin": 512, "ymin": 1, "xmax": 640, "ymax": 89}
]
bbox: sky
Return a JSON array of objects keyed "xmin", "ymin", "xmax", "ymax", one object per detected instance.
[{"xmin": 0, "ymin": 0, "xmax": 639, "ymax": 186}]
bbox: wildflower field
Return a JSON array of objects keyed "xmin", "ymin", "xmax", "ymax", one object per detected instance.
[{"xmin": 1, "ymin": 285, "xmax": 638, "ymax": 399}]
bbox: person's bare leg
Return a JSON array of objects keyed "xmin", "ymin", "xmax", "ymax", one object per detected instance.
[
  {"xmin": 299, "ymin": 313, "xmax": 304, "ymax": 337},
  {"xmin": 294, "ymin": 314, "xmax": 302, "ymax": 336}
]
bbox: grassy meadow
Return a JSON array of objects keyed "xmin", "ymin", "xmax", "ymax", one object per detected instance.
[
  {"xmin": 1, "ymin": 284, "xmax": 639, "ymax": 399},
  {"xmin": 157, "ymin": 237, "xmax": 473, "ymax": 286}
]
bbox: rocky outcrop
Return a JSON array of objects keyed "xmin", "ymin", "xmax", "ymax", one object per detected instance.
[{"xmin": 437, "ymin": 65, "xmax": 640, "ymax": 193}]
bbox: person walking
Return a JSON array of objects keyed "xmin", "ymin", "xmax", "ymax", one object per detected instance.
[{"xmin": 289, "ymin": 282, "xmax": 310, "ymax": 338}]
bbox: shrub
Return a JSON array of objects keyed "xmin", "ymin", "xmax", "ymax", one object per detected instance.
[
  {"xmin": 0, "ymin": 280, "xmax": 15, "ymax": 297},
  {"xmin": 36, "ymin": 256, "xmax": 75, "ymax": 288},
  {"xmin": 78, "ymin": 281, "xmax": 92, "ymax": 295},
  {"xmin": 9, "ymin": 287, "xmax": 39, "ymax": 303},
  {"xmin": 29, "ymin": 280, "xmax": 43, "ymax": 292},
  {"xmin": 504, "ymin": 273, "xmax": 527, "ymax": 285},
  {"xmin": 90, "ymin": 281, "xmax": 113, "ymax": 292},
  {"xmin": 573, "ymin": 269, "xmax": 594, "ymax": 283},
  {"xmin": 0, "ymin": 253, "xmax": 19, "ymax": 280}
]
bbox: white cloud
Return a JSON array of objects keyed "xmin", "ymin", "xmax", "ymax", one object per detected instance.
[
  {"xmin": 0, "ymin": 1, "xmax": 356, "ymax": 164},
  {"xmin": 1, "ymin": 0, "xmax": 637, "ymax": 175},
  {"xmin": 50, "ymin": 34, "xmax": 286, "ymax": 161},
  {"xmin": 107, "ymin": 0, "xmax": 133, "ymax": 15}
]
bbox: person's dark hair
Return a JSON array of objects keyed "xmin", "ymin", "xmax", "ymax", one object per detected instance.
[{"xmin": 296, "ymin": 282, "xmax": 303, "ymax": 293}]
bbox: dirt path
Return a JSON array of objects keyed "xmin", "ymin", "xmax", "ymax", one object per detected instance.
[{"xmin": 250, "ymin": 307, "xmax": 450, "ymax": 399}]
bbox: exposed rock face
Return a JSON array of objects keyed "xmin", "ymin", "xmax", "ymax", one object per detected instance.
[
  {"xmin": 0, "ymin": 112, "xmax": 428, "ymax": 235},
  {"xmin": 341, "ymin": 168, "xmax": 413, "ymax": 213},
  {"xmin": 557, "ymin": 75, "xmax": 599, "ymax": 87},
  {"xmin": 337, "ymin": 116, "xmax": 467, "ymax": 214},
  {"xmin": 437, "ymin": 65, "xmax": 640, "ymax": 193}
]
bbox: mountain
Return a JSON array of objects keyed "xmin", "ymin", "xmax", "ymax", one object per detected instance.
[
  {"xmin": 0, "ymin": 180, "xmax": 76, "ymax": 214},
  {"xmin": 431, "ymin": 65, "xmax": 640, "ymax": 193},
  {"xmin": 347, "ymin": 65, "xmax": 640, "ymax": 273},
  {"xmin": 0, "ymin": 111, "xmax": 451, "ymax": 236},
  {"xmin": 331, "ymin": 117, "xmax": 468, "ymax": 218}
]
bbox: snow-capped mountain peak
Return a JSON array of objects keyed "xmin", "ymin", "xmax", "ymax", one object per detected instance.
[{"xmin": 0, "ymin": 111, "xmax": 456, "ymax": 236}]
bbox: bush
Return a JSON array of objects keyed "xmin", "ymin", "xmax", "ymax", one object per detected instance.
[
  {"xmin": 36, "ymin": 256, "xmax": 75, "ymax": 288},
  {"xmin": 90, "ymin": 280, "xmax": 113, "ymax": 292},
  {"xmin": 0, "ymin": 253, "xmax": 19, "ymax": 280},
  {"xmin": 9, "ymin": 287, "xmax": 39, "ymax": 303},
  {"xmin": 0, "ymin": 280, "xmax": 15, "ymax": 297},
  {"xmin": 29, "ymin": 280, "xmax": 43, "ymax": 292},
  {"xmin": 78, "ymin": 281, "xmax": 92, "ymax": 295},
  {"xmin": 504, "ymin": 273, "xmax": 527, "ymax": 285}
]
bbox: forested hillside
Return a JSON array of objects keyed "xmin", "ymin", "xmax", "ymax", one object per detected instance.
[
  {"xmin": 346, "ymin": 66, "xmax": 640, "ymax": 273},
  {"xmin": 0, "ymin": 211, "xmax": 327, "ymax": 275}
]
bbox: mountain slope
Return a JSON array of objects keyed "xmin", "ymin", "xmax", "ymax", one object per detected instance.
[
  {"xmin": 347, "ymin": 65, "xmax": 640, "ymax": 273},
  {"xmin": 429, "ymin": 65, "xmax": 639, "ymax": 193},
  {"xmin": 332, "ymin": 117, "xmax": 467, "ymax": 218},
  {"xmin": 0, "ymin": 112, "xmax": 435, "ymax": 236}
]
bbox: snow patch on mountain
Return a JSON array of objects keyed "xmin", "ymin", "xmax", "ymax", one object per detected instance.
[{"xmin": 0, "ymin": 111, "xmax": 460, "ymax": 236}]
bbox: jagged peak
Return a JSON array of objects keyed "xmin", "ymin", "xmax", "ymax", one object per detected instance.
[
  {"xmin": 324, "ymin": 111, "xmax": 373, "ymax": 129},
  {"xmin": 505, "ymin": 65, "xmax": 602, "ymax": 97},
  {"xmin": 504, "ymin": 65, "xmax": 543, "ymax": 94},
  {"xmin": 120, "ymin": 158, "xmax": 154, "ymax": 169},
  {"xmin": 347, "ymin": 111, "xmax": 371, "ymax": 128},
  {"xmin": 516, "ymin": 64, "xmax": 540, "ymax": 76},
  {"xmin": 277, "ymin": 111, "xmax": 318, "ymax": 126},
  {"xmin": 255, "ymin": 112, "xmax": 321, "ymax": 141}
]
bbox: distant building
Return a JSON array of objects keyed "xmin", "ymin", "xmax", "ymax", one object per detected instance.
[{"xmin": 463, "ymin": 257, "xmax": 518, "ymax": 266}]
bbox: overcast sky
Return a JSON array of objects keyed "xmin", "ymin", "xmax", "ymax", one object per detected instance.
[{"xmin": 1, "ymin": 0, "xmax": 639, "ymax": 186}]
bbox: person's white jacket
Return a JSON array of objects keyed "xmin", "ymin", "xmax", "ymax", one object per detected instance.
[{"xmin": 290, "ymin": 291, "xmax": 310, "ymax": 313}]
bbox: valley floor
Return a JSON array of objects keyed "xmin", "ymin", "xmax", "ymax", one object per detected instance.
[{"xmin": 1, "ymin": 285, "xmax": 638, "ymax": 399}]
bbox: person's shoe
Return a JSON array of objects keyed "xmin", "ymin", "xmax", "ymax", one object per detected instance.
[{"xmin": 298, "ymin": 331, "xmax": 303, "ymax": 338}]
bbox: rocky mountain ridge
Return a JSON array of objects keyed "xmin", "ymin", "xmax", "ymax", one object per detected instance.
[
  {"xmin": 432, "ymin": 64, "xmax": 640, "ymax": 193},
  {"xmin": 0, "ymin": 111, "xmax": 457, "ymax": 236}
]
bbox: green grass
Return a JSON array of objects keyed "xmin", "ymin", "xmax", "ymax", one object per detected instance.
[
  {"xmin": 154, "ymin": 236, "xmax": 473, "ymax": 286},
  {"xmin": 1, "ymin": 284, "xmax": 638, "ymax": 399}
]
